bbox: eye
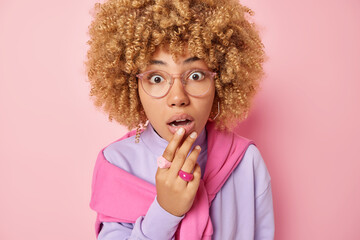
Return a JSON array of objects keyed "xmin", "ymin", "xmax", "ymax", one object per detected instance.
[
  {"xmin": 148, "ymin": 74, "xmax": 165, "ymax": 84},
  {"xmin": 188, "ymin": 71, "xmax": 205, "ymax": 81}
]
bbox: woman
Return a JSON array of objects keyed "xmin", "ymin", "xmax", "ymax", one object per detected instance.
[{"xmin": 87, "ymin": 0, "xmax": 274, "ymax": 239}]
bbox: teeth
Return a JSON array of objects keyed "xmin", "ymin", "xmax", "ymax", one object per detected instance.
[{"xmin": 170, "ymin": 119, "xmax": 189, "ymax": 127}]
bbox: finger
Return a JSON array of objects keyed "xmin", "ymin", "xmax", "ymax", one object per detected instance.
[
  {"xmin": 180, "ymin": 145, "xmax": 201, "ymax": 174},
  {"xmin": 186, "ymin": 164, "xmax": 201, "ymax": 193},
  {"xmin": 162, "ymin": 127, "xmax": 185, "ymax": 163},
  {"xmin": 170, "ymin": 131, "xmax": 198, "ymax": 173}
]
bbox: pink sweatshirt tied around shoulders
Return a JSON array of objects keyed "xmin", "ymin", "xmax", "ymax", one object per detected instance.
[{"xmin": 90, "ymin": 121, "xmax": 253, "ymax": 239}]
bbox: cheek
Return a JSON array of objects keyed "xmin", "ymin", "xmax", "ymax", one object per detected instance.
[
  {"xmin": 196, "ymin": 97, "xmax": 215, "ymax": 122},
  {"xmin": 138, "ymin": 89, "xmax": 152, "ymax": 117},
  {"xmin": 204, "ymin": 89, "xmax": 215, "ymax": 116},
  {"xmin": 139, "ymin": 90, "xmax": 163, "ymax": 121}
]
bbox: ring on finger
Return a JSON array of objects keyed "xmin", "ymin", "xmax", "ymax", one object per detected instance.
[
  {"xmin": 157, "ymin": 156, "xmax": 172, "ymax": 169},
  {"xmin": 178, "ymin": 170, "xmax": 194, "ymax": 182}
]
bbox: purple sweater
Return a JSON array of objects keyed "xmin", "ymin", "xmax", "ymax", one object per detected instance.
[{"xmin": 97, "ymin": 124, "xmax": 274, "ymax": 239}]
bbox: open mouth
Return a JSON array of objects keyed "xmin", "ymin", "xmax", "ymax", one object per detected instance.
[
  {"xmin": 168, "ymin": 119, "xmax": 192, "ymax": 127},
  {"xmin": 166, "ymin": 114, "xmax": 195, "ymax": 134}
]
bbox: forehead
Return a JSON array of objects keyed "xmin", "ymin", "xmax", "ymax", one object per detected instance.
[{"xmin": 145, "ymin": 46, "xmax": 209, "ymax": 71}]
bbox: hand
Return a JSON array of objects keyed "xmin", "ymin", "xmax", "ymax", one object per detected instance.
[{"xmin": 155, "ymin": 128, "xmax": 202, "ymax": 217}]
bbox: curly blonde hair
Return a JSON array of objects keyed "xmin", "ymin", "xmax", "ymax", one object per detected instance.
[{"xmin": 86, "ymin": 0, "xmax": 265, "ymax": 131}]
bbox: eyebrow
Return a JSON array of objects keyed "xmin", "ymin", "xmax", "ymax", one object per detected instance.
[
  {"xmin": 149, "ymin": 56, "xmax": 200, "ymax": 65},
  {"xmin": 184, "ymin": 56, "xmax": 200, "ymax": 64}
]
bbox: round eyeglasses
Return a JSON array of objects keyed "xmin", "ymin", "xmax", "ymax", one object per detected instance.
[{"xmin": 137, "ymin": 69, "xmax": 216, "ymax": 98}]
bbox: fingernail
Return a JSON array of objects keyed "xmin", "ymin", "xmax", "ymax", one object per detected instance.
[
  {"xmin": 176, "ymin": 128, "xmax": 185, "ymax": 135},
  {"xmin": 190, "ymin": 132, "xmax": 197, "ymax": 139},
  {"xmin": 195, "ymin": 145, "xmax": 201, "ymax": 150}
]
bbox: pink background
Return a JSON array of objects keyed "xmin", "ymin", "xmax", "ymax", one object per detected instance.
[{"xmin": 1, "ymin": 0, "xmax": 359, "ymax": 239}]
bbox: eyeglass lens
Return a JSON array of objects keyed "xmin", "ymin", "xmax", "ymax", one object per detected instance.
[{"xmin": 140, "ymin": 69, "xmax": 214, "ymax": 97}]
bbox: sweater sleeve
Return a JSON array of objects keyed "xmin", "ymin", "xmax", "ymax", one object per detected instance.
[
  {"xmin": 209, "ymin": 144, "xmax": 275, "ymax": 239},
  {"xmin": 255, "ymin": 183, "xmax": 275, "ymax": 239},
  {"xmin": 98, "ymin": 198, "xmax": 184, "ymax": 240}
]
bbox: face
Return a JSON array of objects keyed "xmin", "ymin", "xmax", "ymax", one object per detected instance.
[{"xmin": 138, "ymin": 47, "xmax": 215, "ymax": 142}]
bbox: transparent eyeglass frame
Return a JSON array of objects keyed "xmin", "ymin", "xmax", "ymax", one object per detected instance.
[{"xmin": 137, "ymin": 69, "xmax": 217, "ymax": 98}]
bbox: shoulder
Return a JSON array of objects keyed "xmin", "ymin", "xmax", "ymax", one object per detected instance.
[
  {"xmin": 102, "ymin": 134, "xmax": 138, "ymax": 172},
  {"xmin": 244, "ymin": 144, "xmax": 267, "ymax": 172},
  {"xmin": 101, "ymin": 132, "xmax": 158, "ymax": 184}
]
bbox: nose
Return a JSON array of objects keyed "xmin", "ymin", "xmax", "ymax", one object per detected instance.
[{"xmin": 166, "ymin": 78, "xmax": 190, "ymax": 107}]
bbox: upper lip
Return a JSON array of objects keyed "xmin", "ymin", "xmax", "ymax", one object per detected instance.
[{"xmin": 166, "ymin": 113, "xmax": 194, "ymax": 124}]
